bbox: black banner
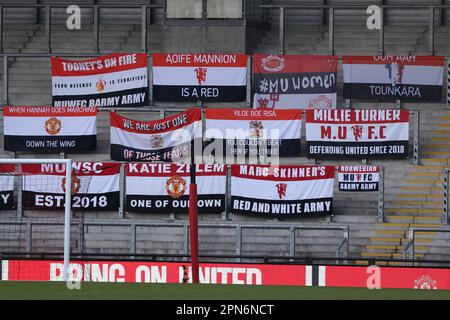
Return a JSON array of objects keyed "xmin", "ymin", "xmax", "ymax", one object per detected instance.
[
  {"xmin": 0, "ymin": 191, "xmax": 14, "ymax": 210},
  {"xmin": 153, "ymin": 86, "xmax": 246, "ymax": 103},
  {"xmin": 126, "ymin": 194, "xmax": 225, "ymax": 214},
  {"xmin": 5, "ymin": 135, "xmax": 97, "ymax": 152},
  {"xmin": 23, "ymin": 191, "xmax": 119, "ymax": 211},
  {"xmin": 231, "ymin": 196, "xmax": 334, "ymax": 217},
  {"xmin": 307, "ymin": 141, "xmax": 409, "ymax": 160}
]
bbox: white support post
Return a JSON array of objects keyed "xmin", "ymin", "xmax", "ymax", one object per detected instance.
[
  {"xmin": 148, "ymin": 54, "xmax": 153, "ymax": 106},
  {"xmin": 444, "ymin": 169, "xmax": 449, "ymax": 225},
  {"xmin": 447, "ymin": 59, "xmax": 450, "ymax": 109},
  {"xmin": 63, "ymin": 160, "xmax": 72, "ymax": 282},
  {"xmin": 118, "ymin": 163, "xmax": 126, "ymax": 218},
  {"xmin": 223, "ymin": 165, "xmax": 231, "ymax": 221},
  {"xmin": 412, "ymin": 110, "xmax": 420, "ymax": 165},
  {"xmin": 378, "ymin": 166, "xmax": 385, "ymax": 223},
  {"xmin": 0, "ymin": 158, "xmax": 72, "ymax": 281}
]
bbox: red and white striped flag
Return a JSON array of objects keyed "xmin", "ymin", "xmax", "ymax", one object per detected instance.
[
  {"xmin": 152, "ymin": 53, "xmax": 247, "ymax": 102},
  {"xmin": 343, "ymin": 55, "xmax": 444, "ymax": 101}
]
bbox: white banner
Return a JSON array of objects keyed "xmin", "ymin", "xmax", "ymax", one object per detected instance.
[
  {"xmin": 126, "ymin": 163, "xmax": 226, "ymax": 214},
  {"xmin": 231, "ymin": 165, "xmax": 335, "ymax": 216},
  {"xmin": 21, "ymin": 162, "xmax": 120, "ymax": 211}
]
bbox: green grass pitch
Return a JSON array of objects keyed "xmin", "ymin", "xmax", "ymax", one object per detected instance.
[{"xmin": 0, "ymin": 282, "xmax": 449, "ymax": 300}]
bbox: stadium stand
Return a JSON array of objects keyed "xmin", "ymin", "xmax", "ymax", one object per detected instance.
[{"xmin": 0, "ymin": 0, "xmax": 449, "ymax": 270}]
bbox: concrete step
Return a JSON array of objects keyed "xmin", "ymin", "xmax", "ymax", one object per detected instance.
[
  {"xmin": 393, "ymin": 253, "xmax": 424, "ymax": 259},
  {"xmin": 360, "ymin": 252, "xmax": 424, "ymax": 259},
  {"xmin": 360, "ymin": 252, "xmax": 393, "ymax": 258},
  {"xmin": 407, "ymin": 172, "xmax": 443, "ymax": 178},
  {"xmin": 365, "ymin": 244, "xmax": 428, "ymax": 253},
  {"xmin": 354, "ymin": 260, "xmax": 408, "ymax": 266},
  {"xmin": 394, "ymin": 186, "xmax": 442, "ymax": 194},
  {"xmin": 421, "ymin": 158, "xmax": 450, "ymax": 166},
  {"xmin": 424, "ymin": 143, "xmax": 450, "ymax": 152},
  {"xmin": 410, "ymin": 165, "xmax": 446, "ymax": 171},
  {"xmin": 423, "ymin": 151, "xmax": 450, "ymax": 158},
  {"xmin": 393, "ymin": 194, "xmax": 443, "ymax": 200},
  {"xmin": 385, "ymin": 200, "xmax": 442, "ymax": 209},
  {"xmin": 370, "ymin": 237, "xmax": 433, "ymax": 246},
  {"xmin": 374, "ymin": 229, "xmax": 406, "ymax": 237},
  {"xmin": 402, "ymin": 179, "xmax": 443, "ymax": 187},
  {"xmin": 431, "ymin": 130, "xmax": 450, "ymax": 136},
  {"xmin": 385, "ymin": 215, "xmax": 442, "ymax": 224},
  {"xmin": 370, "ymin": 237, "xmax": 402, "ymax": 245},
  {"xmin": 375, "ymin": 222, "xmax": 442, "ymax": 229},
  {"xmin": 385, "ymin": 208, "xmax": 442, "ymax": 217}
]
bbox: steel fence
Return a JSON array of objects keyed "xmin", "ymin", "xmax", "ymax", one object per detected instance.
[{"xmin": 0, "ymin": 219, "xmax": 350, "ymax": 261}]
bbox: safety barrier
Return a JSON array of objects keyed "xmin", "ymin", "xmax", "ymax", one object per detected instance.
[
  {"xmin": 0, "ymin": 219, "xmax": 350, "ymax": 260},
  {"xmin": 404, "ymin": 226, "xmax": 450, "ymax": 262}
]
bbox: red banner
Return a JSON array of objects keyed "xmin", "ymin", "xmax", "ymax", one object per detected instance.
[
  {"xmin": 3, "ymin": 260, "xmax": 306, "ymax": 286},
  {"xmin": 4, "ymin": 260, "xmax": 450, "ymax": 290},
  {"xmin": 326, "ymin": 266, "xmax": 450, "ymax": 290}
]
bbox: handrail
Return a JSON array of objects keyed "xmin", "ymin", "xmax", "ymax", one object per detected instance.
[
  {"xmin": 2, "ymin": 52, "xmax": 450, "ymax": 58},
  {"xmin": 259, "ymin": 4, "xmax": 444, "ymax": 56},
  {"xmin": 0, "ymin": 219, "xmax": 348, "ymax": 229},
  {"xmin": 260, "ymin": 5, "xmax": 450, "ymax": 9},
  {"xmin": 336, "ymin": 237, "xmax": 347, "ymax": 257},
  {"xmin": 0, "ymin": 2, "xmax": 446, "ymax": 10},
  {"xmin": 404, "ymin": 227, "xmax": 450, "ymax": 264},
  {"xmin": 3, "ymin": 251, "xmax": 450, "ymax": 267},
  {"xmin": 0, "ymin": 4, "xmax": 166, "ymax": 9},
  {"xmin": 444, "ymin": 168, "xmax": 450, "ymax": 225}
]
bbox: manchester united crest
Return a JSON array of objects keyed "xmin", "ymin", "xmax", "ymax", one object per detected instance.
[
  {"xmin": 61, "ymin": 174, "xmax": 81, "ymax": 194},
  {"xmin": 45, "ymin": 117, "xmax": 62, "ymax": 135},
  {"xmin": 151, "ymin": 134, "xmax": 164, "ymax": 149},
  {"xmin": 414, "ymin": 275, "xmax": 438, "ymax": 290},
  {"xmin": 249, "ymin": 120, "xmax": 264, "ymax": 138},
  {"xmin": 307, "ymin": 94, "xmax": 333, "ymax": 109},
  {"xmin": 96, "ymin": 78, "xmax": 106, "ymax": 92},
  {"xmin": 166, "ymin": 175, "xmax": 186, "ymax": 199},
  {"xmin": 261, "ymin": 55, "xmax": 285, "ymax": 72}
]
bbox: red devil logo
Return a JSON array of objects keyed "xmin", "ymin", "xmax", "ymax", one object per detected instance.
[
  {"xmin": 269, "ymin": 93, "xmax": 280, "ymax": 108},
  {"xmin": 351, "ymin": 125, "xmax": 363, "ymax": 142},
  {"xmin": 386, "ymin": 62, "xmax": 405, "ymax": 86},
  {"xmin": 258, "ymin": 98, "xmax": 269, "ymax": 108},
  {"xmin": 194, "ymin": 67, "xmax": 207, "ymax": 85},
  {"xmin": 276, "ymin": 183, "xmax": 287, "ymax": 199}
]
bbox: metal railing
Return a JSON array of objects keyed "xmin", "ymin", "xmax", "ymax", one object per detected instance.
[
  {"xmin": 404, "ymin": 227, "xmax": 450, "ymax": 263},
  {"xmin": 260, "ymin": 4, "xmax": 450, "ymax": 56},
  {"xmin": 0, "ymin": 1, "xmax": 253, "ymax": 54},
  {"xmin": 444, "ymin": 168, "xmax": 450, "ymax": 225},
  {"xmin": 0, "ymin": 3, "xmax": 166, "ymax": 55},
  {"xmin": 378, "ymin": 165, "xmax": 385, "ymax": 222},
  {"xmin": 4, "ymin": 250, "xmax": 450, "ymax": 268},
  {"xmin": 0, "ymin": 3, "xmax": 449, "ymax": 55},
  {"xmin": 0, "ymin": 219, "xmax": 350, "ymax": 262},
  {"xmin": 448, "ymin": 60, "xmax": 450, "ymax": 108}
]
